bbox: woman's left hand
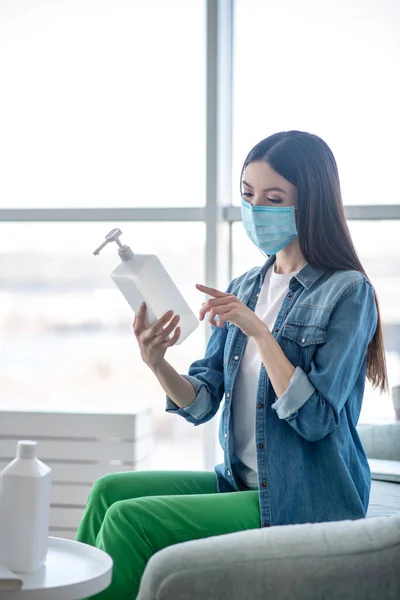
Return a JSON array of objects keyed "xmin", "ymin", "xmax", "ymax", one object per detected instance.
[{"xmin": 196, "ymin": 283, "xmax": 267, "ymax": 340}]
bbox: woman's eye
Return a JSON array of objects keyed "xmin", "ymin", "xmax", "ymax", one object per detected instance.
[
  {"xmin": 242, "ymin": 192, "xmax": 253, "ymax": 198},
  {"xmin": 267, "ymin": 197, "xmax": 283, "ymax": 204}
]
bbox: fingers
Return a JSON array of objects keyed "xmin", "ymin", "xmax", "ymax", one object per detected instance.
[
  {"xmin": 199, "ymin": 297, "xmax": 234, "ymax": 321},
  {"xmin": 162, "ymin": 326, "xmax": 181, "ymax": 348},
  {"xmin": 148, "ymin": 310, "xmax": 174, "ymax": 337},
  {"xmin": 154, "ymin": 320, "xmax": 181, "ymax": 347},
  {"xmin": 196, "ymin": 283, "xmax": 227, "ymax": 298},
  {"xmin": 160, "ymin": 315, "xmax": 180, "ymax": 339},
  {"xmin": 133, "ymin": 305, "xmax": 177, "ymax": 341},
  {"xmin": 207, "ymin": 304, "xmax": 232, "ymax": 327},
  {"xmin": 137, "ymin": 309, "xmax": 180, "ymax": 345},
  {"xmin": 199, "ymin": 294, "xmax": 235, "ymax": 321},
  {"xmin": 213, "ymin": 313, "xmax": 231, "ymax": 328},
  {"xmin": 133, "ymin": 301, "xmax": 147, "ymax": 335}
]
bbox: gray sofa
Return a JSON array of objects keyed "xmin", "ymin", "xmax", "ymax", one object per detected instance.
[{"xmin": 137, "ymin": 424, "xmax": 400, "ymax": 600}]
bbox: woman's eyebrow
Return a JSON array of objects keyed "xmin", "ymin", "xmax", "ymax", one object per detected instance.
[{"xmin": 242, "ymin": 180, "xmax": 287, "ymax": 194}]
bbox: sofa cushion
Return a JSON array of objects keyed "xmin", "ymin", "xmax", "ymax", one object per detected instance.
[
  {"xmin": 368, "ymin": 458, "xmax": 400, "ymax": 483},
  {"xmin": 367, "ymin": 480, "xmax": 400, "ymax": 517}
]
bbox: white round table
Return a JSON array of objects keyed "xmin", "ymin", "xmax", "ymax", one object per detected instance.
[{"xmin": 1, "ymin": 537, "xmax": 113, "ymax": 599}]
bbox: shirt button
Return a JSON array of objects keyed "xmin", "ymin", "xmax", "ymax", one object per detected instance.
[
  {"xmin": 258, "ymin": 403, "xmax": 264, "ymax": 409},
  {"xmin": 258, "ymin": 443, "xmax": 264, "ymax": 449},
  {"xmin": 234, "ymin": 355, "xmax": 239, "ymax": 361},
  {"xmin": 301, "ymin": 338, "xmax": 306, "ymax": 344},
  {"xmin": 274, "ymin": 327, "xmax": 279, "ymax": 333},
  {"xmin": 264, "ymin": 523, "xmax": 270, "ymax": 527},
  {"xmin": 227, "ymin": 470, "xmax": 231, "ymax": 477},
  {"xmin": 287, "ymin": 293, "xmax": 293, "ymax": 298},
  {"xmin": 224, "ymin": 433, "xmax": 228, "ymax": 438},
  {"xmin": 261, "ymin": 481, "xmax": 267, "ymax": 487},
  {"xmin": 226, "ymin": 392, "xmax": 230, "ymax": 398}
]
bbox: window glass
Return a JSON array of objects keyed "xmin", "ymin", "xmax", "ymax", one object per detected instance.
[
  {"xmin": 0, "ymin": 1, "xmax": 205, "ymax": 208},
  {"xmin": 0, "ymin": 221, "xmax": 206, "ymax": 468},
  {"xmin": 233, "ymin": 0, "xmax": 400, "ymax": 206}
]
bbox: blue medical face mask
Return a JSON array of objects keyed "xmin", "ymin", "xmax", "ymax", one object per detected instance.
[{"xmin": 241, "ymin": 199, "xmax": 298, "ymax": 255}]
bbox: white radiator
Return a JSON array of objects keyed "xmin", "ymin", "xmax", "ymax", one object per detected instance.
[{"xmin": 0, "ymin": 409, "xmax": 153, "ymax": 539}]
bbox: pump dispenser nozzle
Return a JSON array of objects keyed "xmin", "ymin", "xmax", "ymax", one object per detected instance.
[
  {"xmin": 93, "ymin": 228, "xmax": 133, "ymax": 261},
  {"xmin": 94, "ymin": 227, "xmax": 199, "ymax": 343}
]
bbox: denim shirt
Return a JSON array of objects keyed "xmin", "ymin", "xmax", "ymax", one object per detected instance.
[{"xmin": 166, "ymin": 256, "xmax": 378, "ymax": 527}]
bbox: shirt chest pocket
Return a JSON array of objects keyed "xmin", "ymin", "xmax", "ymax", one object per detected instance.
[{"xmin": 281, "ymin": 322, "xmax": 327, "ymax": 372}]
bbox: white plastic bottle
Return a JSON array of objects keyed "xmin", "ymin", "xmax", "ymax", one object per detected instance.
[
  {"xmin": 0, "ymin": 441, "xmax": 52, "ymax": 573},
  {"xmin": 94, "ymin": 228, "xmax": 199, "ymax": 344}
]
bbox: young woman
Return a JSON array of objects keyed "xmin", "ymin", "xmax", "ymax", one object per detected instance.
[{"xmin": 77, "ymin": 131, "xmax": 387, "ymax": 600}]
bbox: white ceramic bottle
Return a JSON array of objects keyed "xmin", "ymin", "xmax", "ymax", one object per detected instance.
[
  {"xmin": 0, "ymin": 440, "xmax": 52, "ymax": 573},
  {"xmin": 94, "ymin": 228, "xmax": 199, "ymax": 344}
]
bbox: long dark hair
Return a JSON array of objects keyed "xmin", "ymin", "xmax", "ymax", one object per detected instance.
[{"xmin": 242, "ymin": 130, "xmax": 388, "ymax": 393}]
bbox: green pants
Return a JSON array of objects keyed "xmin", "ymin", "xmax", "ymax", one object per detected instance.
[{"xmin": 76, "ymin": 470, "xmax": 260, "ymax": 599}]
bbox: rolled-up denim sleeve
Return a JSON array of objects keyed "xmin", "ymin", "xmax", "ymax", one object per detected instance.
[
  {"xmin": 272, "ymin": 280, "xmax": 378, "ymax": 441},
  {"xmin": 165, "ymin": 282, "xmax": 235, "ymax": 426},
  {"xmin": 271, "ymin": 367, "xmax": 316, "ymax": 419},
  {"xmin": 165, "ymin": 374, "xmax": 221, "ymax": 424}
]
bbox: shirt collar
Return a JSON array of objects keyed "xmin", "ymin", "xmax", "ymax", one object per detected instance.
[
  {"xmin": 258, "ymin": 256, "xmax": 326, "ymax": 290},
  {"xmin": 295, "ymin": 262, "xmax": 326, "ymax": 290}
]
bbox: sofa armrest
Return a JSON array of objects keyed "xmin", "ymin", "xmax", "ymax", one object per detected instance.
[
  {"xmin": 357, "ymin": 423, "xmax": 400, "ymax": 460},
  {"xmin": 137, "ymin": 514, "xmax": 400, "ymax": 600}
]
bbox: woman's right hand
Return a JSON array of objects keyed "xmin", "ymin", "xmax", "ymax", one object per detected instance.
[{"xmin": 133, "ymin": 302, "xmax": 181, "ymax": 370}]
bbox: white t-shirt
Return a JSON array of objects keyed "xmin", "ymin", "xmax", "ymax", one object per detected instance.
[{"xmin": 232, "ymin": 265, "xmax": 299, "ymax": 489}]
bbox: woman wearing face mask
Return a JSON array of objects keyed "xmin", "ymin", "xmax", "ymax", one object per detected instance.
[{"xmin": 77, "ymin": 131, "xmax": 387, "ymax": 600}]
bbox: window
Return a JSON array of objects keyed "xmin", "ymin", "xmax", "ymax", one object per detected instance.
[
  {"xmin": 0, "ymin": 221, "xmax": 206, "ymax": 468},
  {"xmin": 348, "ymin": 220, "xmax": 400, "ymax": 423},
  {"xmin": 0, "ymin": 0, "xmax": 205, "ymax": 208},
  {"xmin": 233, "ymin": 0, "xmax": 400, "ymax": 206},
  {"xmin": 232, "ymin": 0, "xmax": 400, "ymax": 424}
]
